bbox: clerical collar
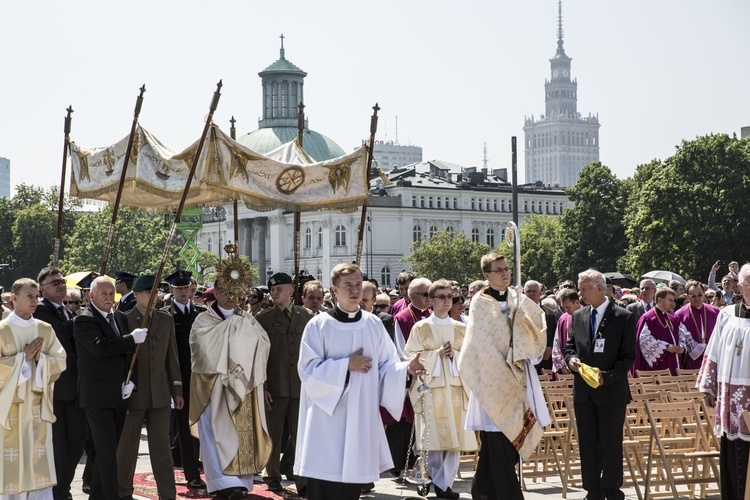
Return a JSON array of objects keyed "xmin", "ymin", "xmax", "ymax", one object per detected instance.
[
  {"xmin": 327, "ymin": 304, "xmax": 362, "ymax": 323},
  {"xmin": 431, "ymin": 315, "xmax": 452, "ymax": 325},
  {"xmin": 485, "ymin": 286, "xmax": 508, "ymax": 302},
  {"xmin": 218, "ymin": 305, "xmax": 235, "ymax": 318},
  {"xmin": 9, "ymin": 311, "xmax": 35, "ymax": 327}
]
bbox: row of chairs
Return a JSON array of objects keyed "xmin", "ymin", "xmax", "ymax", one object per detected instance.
[{"xmin": 475, "ymin": 369, "xmax": 721, "ymax": 499}]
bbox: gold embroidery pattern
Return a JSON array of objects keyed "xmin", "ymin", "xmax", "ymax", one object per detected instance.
[
  {"xmin": 512, "ymin": 408, "xmax": 537, "ymax": 451},
  {"xmin": 325, "ymin": 157, "xmax": 358, "ymax": 193},
  {"xmin": 276, "ymin": 166, "xmax": 305, "ymax": 194}
]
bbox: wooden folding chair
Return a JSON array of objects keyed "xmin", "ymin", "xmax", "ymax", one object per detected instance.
[
  {"xmin": 624, "ymin": 393, "xmax": 669, "ymax": 500},
  {"xmin": 636, "ymin": 368, "xmax": 672, "ymax": 379},
  {"xmin": 657, "ymin": 373, "xmax": 697, "ymax": 389},
  {"xmin": 561, "ymin": 395, "xmax": 582, "ymax": 497},
  {"xmin": 643, "ymin": 400, "xmax": 720, "ymax": 499},
  {"xmin": 676, "ymin": 368, "xmax": 700, "ymax": 376},
  {"xmin": 457, "ymin": 432, "xmax": 481, "ymax": 479}
]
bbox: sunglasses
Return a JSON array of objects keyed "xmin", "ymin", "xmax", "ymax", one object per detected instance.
[
  {"xmin": 431, "ymin": 294, "xmax": 453, "ymax": 301},
  {"xmin": 374, "ymin": 304, "xmax": 389, "ymax": 309},
  {"xmin": 43, "ymin": 279, "xmax": 66, "ymax": 287},
  {"xmin": 63, "ymin": 300, "xmax": 81, "ymax": 305},
  {"xmin": 412, "ymin": 292, "xmax": 429, "ymax": 298},
  {"xmin": 688, "ymin": 293, "xmax": 704, "ymax": 299},
  {"xmin": 248, "ymin": 294, "xmax": 258, "ymax": 299}
]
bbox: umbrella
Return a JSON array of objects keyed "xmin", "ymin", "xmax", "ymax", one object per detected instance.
[
  {"xmin": 640, "ymin": 270, "xmax": 686, "ymax": 285},
  {"xmin": 603, "ymin": 272, "xmax": 637, "ymax": 288}
]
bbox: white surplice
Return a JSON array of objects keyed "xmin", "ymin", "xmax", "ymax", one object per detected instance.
[{"xmin": 295, "ymin": 310, "xmax": 409, "ymax": 483}]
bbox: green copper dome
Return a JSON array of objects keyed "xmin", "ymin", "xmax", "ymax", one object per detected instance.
[{"xmin": 238, "ymin": 127, "xmax": 345, "ymax": 162}]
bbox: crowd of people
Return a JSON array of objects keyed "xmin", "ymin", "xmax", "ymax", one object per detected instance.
[{"xmin": 0, "ymin": 256, "xmax": 747, "ymax": 500}]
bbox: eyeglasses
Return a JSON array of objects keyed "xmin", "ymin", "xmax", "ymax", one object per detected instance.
[
  {"xmin": 432, "ymin": 294, "xmax": 453, "ymax": 301},
  {"xmin": 63, "ymin": 300, "xmax": 81, "ymax": 305},
  {"xmin": 705, "ymin": 294, "xmax": 716, "ymax": 299},
  {"xmin": 374, "ymin": 304, "xmax": 389, "ymax": 309},
  {"xmin": 42, "ymin": 279, "xmax": 66, "ymax": 287},
  {"xmin": 487, "ymin": 267, "xmax": 511, "ymax": 274},
  {"xmin": 688, "ymin": 293, "xmax": 704, "ymax": 299},
  {"xmin": 413, "ymin": 292, "xmax": 429, "ymax": 298}
]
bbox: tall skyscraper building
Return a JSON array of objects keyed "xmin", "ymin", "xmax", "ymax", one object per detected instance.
[
  {"xmin": 523, "ymin": 1, "xmax": 600, "ymax": 188},
  {"xmin": 0, "ymin": 157, "xmax": 10, "ymax": 199}
]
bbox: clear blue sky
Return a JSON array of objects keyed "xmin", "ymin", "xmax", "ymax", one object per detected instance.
[{"xmin": 2, "ymin": 0, "xmax": 748, "ymax": 193}]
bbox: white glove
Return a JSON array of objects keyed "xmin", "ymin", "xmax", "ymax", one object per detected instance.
[
  {"xmin": 121, "ymin": 381, "xmax": 135, "ymax": 399},
  {"xmin": 130, "ymin": 328, "xmax": 148, "ymax": 344}
]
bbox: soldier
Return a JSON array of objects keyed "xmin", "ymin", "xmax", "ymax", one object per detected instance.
[
  {"xmin": 256, "ymin": 272, "xmax": 313, "ymax": 495},
  {"xmin": 114, "ymin": 271, "xmax": 137, "ymax": 312},
  {"xmin": 164, "ymin": 270, "xmax": 207, "ymax": 490}
]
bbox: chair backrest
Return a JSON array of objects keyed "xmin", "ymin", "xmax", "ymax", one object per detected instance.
[
  {"xmin": 658, "ymin": 373, "xmax": 697, "ymax": 387},
  {"xmin": 644, "ymin": 400, "xmax": 712, "ymax": 452},
  {"xmin": 676, "ymin": 368, "xmax": 700, "ymax": 376},
  {"xmin": 636, "ymin": 368, "xmax": 672, "ymax": 378}
]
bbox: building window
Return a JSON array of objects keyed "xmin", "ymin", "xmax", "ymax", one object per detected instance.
[
  {"xmin": 381, "ymin": 266, "xmax": 391, "ymax": 287},
  {"xmin": 317, "ymin": 268, "xmax": 323, "ymax": 281},
  {"xmin": 413, "ymin": 225, "xmax": 422, "ymax": 242},
  {"xmin": 524, "ymin": 201, "xmax": 529, "ymax": 212},
  {"xmin": 487, "ymin": 228, "xmax": 495, "ymax": 248},
  {"xmin": 546, "ymin": 201, "xmax": 550, "ymax": 214},
  {"xmin": 453, "ymin": 198, "xmax": 458, "ymax": 209},
  {"xmin": 493, "ymin": 199, "xmax": 498, "ymax": 211},
  {"xmin": 471, "ymin": 228, "xmax": 480, "ymax": 243},
  {"xmin": 501, "ymin": 199, "xmax": 506, "ymax": 212},
  {"xmin": 412, "ymin": 196, "xmax": 417, "ymax": 208},
  {"xmin": 437, "ymin": 198, "xmax": 442, "ymax": 208},
  {"xmin": 335, "ymin": 225, "xmax": 346, "ymax": 246},
  {"xmin": 207, "ymin": 237, "xmax": 213, "ymax": 253},
  {"xmin": 531, "ymin": 201, "xmax": 535, "ymax": 213},
  {"xmin": 317, "ymin": 227, "xmax": 323, "ymax": 248},
  {"xmin": 304, "ymin": 227, "xmax": 312, "ymax": 249},
  {"xmin": 428, "ymin": 197, "xmax": 433, "ymax": 208},
  {"xmin": 478, "ymin": 199, "xmax": 483, "ymax": 211},
  {"xmin": 446, "ymin": 226, "xmax": 454, "ymax": 234},
  {"xmin": 471, "ymin": 198, "xmax": 476, "ymax": 210},
  {"xmin": 429, "ymin": 225, "xmax": 438, "ymax": 238},
  {"xmin": 420, "ymin": 196, "xmax": 425, "ymax": 208}
]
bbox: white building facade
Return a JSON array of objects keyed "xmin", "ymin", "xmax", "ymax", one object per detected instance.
[{"xmin": 199, "ymin": 161, "xmax": 570, "ymax": 288}]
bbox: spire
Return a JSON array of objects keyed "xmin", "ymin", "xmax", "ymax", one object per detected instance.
[
  {"xmin": 557, "ymin": 0, "xmax": 564, "ymax": 50},
  {"xmin": 280, "ymin": 33, "xmax": 285, "ymax": 59}
]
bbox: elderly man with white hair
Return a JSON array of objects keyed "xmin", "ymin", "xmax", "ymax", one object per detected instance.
[
  {"xmin": 698, "ymin": 263, "xmax": 750, "ymax": 498},
  {"xmin": 565, "ymin": 269, "xmax": 636, "ymax": 500}
]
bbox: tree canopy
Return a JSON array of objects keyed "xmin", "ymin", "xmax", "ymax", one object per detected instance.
[{"xmin": 403, "ymin": 230, "xmax": 490, "ymax": 284}]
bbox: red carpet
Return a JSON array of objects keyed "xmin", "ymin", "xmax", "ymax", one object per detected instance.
[{"xmin": 133, "ymin": 471, "xmax": 285, "ymax": 499}]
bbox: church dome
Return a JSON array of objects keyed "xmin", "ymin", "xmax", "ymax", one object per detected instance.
[{"xmin": 238, "ymin": 127, "xmax": 345, "ymax": 162}]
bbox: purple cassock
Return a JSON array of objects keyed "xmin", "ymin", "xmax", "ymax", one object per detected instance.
[
  {"xmin": 673, "ymin": 303, "xmax": 720, "ymax": 370},
  {"xmin": 552, "ymin": 312, "xmax": 572, "ymax": 373},
  {"xmin": 633, "ymin": 308, "xmax": 684, "ymax": 376},
  {"xmin": 379, "ymin": 303, "xmax": 430, "ymax": 426}
]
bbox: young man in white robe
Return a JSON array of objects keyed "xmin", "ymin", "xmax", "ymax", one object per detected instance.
[
  {"xmin": 0, "ymin": 278, "xmax": 67, "ymax": 499},
  {"xmin": 698, "ymin": 263, "xmax": 750, "ymax": 499},
  {"xmin": 295, "ymin": 263, "xmax": 427, "ymax": 500},
  {"xmin": 405, "ymin": 279, "xmax": 477, "ymax": 499}
]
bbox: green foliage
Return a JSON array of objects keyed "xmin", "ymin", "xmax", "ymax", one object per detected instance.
[
  {"xmin": 622, "ymin": 134, "xmax": 750, "ymax": 279},
  {"xmin": 61, "ymin": 206, "xmax": 180, "ymax": 277},
  {"xmin": 555, "ymin": 162, "xmax": 628, "ymax": 281},
  {"xmin": 403, "ymin": 230, "xmax": 490, "ymax": 284},
  {"xmin": 177, "ymin": 249, "xmax": 220, "ymax": 284},
  {"xmin": 519, "ymin": 214, "xmax": 563, "ymax": 288}
]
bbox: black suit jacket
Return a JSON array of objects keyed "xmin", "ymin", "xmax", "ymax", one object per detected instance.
[
  {"xmin": 34, "ymin": 298, "xmax": 78, "ymax": 402},
  {"xmin": 116, "ymin": 292, "xmax": 136, "ymax": 312},
  {"xmin": 74, "ymin": 306, "xmax": 136, "ymax": 408},
  {"xmin": 564, "ymin": 300, "xmax": 636, "ymax": 406},
  {"xmin": 163, "ymin": 301, "xmax": 206, "ymax": 394},
  {"xmin": 376, "ymin": 311, "xmax": 396, "ymax": 342},
  {"xmin": 535, "ymin": 305, "xmax": 558, "ymax": 371}
]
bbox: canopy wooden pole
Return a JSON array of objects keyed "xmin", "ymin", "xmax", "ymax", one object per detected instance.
[
  {"xmin": 53, "ymin": 105, "xmax": 74, "ymax": 267},
  {"xmin": 229, "ymin": 116, "xmax": 240, "ymax": 252},
  {"xmin": 99, "ymin": 85, "xmax": 146, "ymax": 275},
  {"xmin": 293, "ymin": 101, "xmax": 305, "ymax": 304},
  {"xmin": 125, "ymin": 80, "xmax": 223, "ymax": 385},
  {"xmin": 355, "ymin": 103, "xmax": 379, "ymax": 266}
]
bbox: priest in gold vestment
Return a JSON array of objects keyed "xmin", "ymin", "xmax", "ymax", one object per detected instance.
[
  {"xmin": 190, "ymin": 250, "xmax": 272, "ymax": 500},
  {"xmin": 0, "ymin": 278, "xmax": 66, "ymax": 498},
  {"xmin": 457, "ymin": 254, "xmax": 548, "ymax": 500},
  {"xmin": 405, "ymin": 279, "xmax": 476, "ymax": 500}
]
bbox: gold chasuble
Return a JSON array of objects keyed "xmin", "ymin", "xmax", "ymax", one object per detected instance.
[
  {"xmin": 0, "ymin": 317, "xmax": 66, "ymax": 494},
  {"xmin": 406, "ymin": 317, "xmax": 477, "ymax": 452},
  {"xmin": 189, "ymin": 307, "xmax": 272, "ymax": 476},
  {"xmin": 457, "ymin": 287, "xmax": 546, "ymax": 460}
]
